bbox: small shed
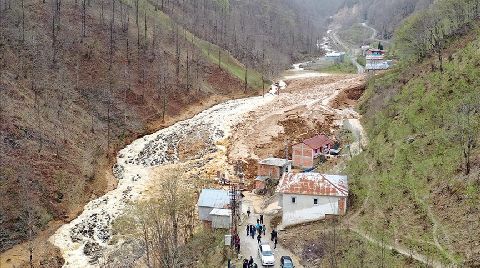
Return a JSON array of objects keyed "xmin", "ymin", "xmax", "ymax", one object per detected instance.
[
  {"xmin": 197, "ymin": 189, "xmax": 230, "ymax": 225},
  {"xmin": 209, "ymin": 208, "xmax": 232, "ymax": 229},
  {"xmin": 258, "ymin": 158, "xmax": 292, "ymax": 180},
  {"xmin": 254, "ymin": 175, "xmax": 270, "ymax": 191}
]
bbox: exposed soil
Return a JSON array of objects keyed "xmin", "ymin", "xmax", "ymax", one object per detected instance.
[
  {"xmin": 228, "ymin": 73, "xmax": 366, "ymax": 185},
  {"xmin": 330, "ymin": 84, "xmax": 366, "ymax": 109}
]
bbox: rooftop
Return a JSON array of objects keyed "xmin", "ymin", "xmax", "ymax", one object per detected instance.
[
  {"xmin": 259, "ymin": 158, "xmax": 292, "ymax": 167},
  {"xmin": 255, "ymin": 176, "xmax": 270, "ymax": 182},
  {"xmin": 197, "ymin": 189, "xmax": 230, "ymax": 208},
  {"xmin": 209, "ymin": 208, "xmax": 231, "ymax": 217},
  {"xmin": 300, "ymin": 134, "xmax": 334, "ymax": 150},
  {"xmin": 277, "ymin": 172, "xmax": 348, "ymax": 197}
]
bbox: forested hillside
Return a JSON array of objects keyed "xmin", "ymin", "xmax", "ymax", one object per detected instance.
[
  {"xmin": 0, "ymin": 0, "xmax": 337, "ymax": 254},
  {"xmin": 348, "ymin": 0, "xmax": 480, "ymax": 265},
  {"xmin": 335, "ymin": 0, "xmax": 433, "ymax": 39},
  {"xmin": 163, "ymin": 0, "xmax": 343, "ymax": 77}
]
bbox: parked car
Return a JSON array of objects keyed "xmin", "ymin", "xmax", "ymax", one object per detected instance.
[
  {"xmin": 258, "ymin": 243, "xmax": 275, "ymax": 266},
  {"xmin": 280, "ymin": 256, "xmax": 295, "ymax": 268}
]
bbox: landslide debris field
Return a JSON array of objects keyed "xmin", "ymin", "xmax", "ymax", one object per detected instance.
[{"xmin": 228, "ymin": 73, "xmax": 366, "ymax": 181}]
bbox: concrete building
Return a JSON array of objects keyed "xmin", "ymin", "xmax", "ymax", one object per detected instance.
[
  {"xmin": 277, "ymin": 172, "xmax": 348, "ymax": 227},
  {"xmin": 292, "ymin": 134, "xmax": 334, "ymax": 169},
  {"xmin": 325, "ymin": 51, "xmax": 346, "ymax": 63},
  {"xmin": 209, "ymin": 208, "xmax": 232, "ymax": 229},
  {"xmin": 365, "ymin": 49, "xmax": 389, "ymax": 70},
  {"xmin": 197, "ymin": 189, "xmax": 230, "ymax": 229}
]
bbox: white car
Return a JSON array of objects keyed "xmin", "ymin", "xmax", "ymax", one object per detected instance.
[{"xmin": 258, "ymin": 243, "xmax": 275, "ymax": 266}]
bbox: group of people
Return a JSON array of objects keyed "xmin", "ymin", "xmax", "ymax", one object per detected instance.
[
  {"xmin": 246, "ymin": 216, "xmax": 266, "ymax": 244},
  {"xmin": 242, "ymin": 256, "xmax": 258, "ymax": 268}
]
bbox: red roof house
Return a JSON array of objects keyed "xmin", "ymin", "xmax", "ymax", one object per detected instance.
[
  {"xmin": 276, "ymin": 172, "xmax": 348, "ymax": 226},
  {"xmin": 292, "ymin": 134, "xmax": 334, "ymax": 169}
]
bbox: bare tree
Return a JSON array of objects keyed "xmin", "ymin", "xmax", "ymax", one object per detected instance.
[{"xmin": 455, "ymin": 99, "xmax": 480, "ymax": 176}]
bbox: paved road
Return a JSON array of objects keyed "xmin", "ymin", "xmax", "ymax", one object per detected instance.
[{"xmin": 238, "ymin": 194, "xmax": 304, "ymax": 268}]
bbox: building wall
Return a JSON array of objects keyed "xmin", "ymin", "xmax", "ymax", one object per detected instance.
[
  {"xmin": 198, "ymin": 206, "xmax": 214, "ymax": 221},
  {"xmin": 258, "ymin": 164, "xmax": 280, "ymax": 179},
  {"xmin": 211, "ymin": 215, "xmax": 231, "ymax": 229},
  {"xmin": 292, "ymin": 143, "xmax": 313, "ymax": 169},
  {"xmin": 255, "ymin": 180, "xmax": 266, "ymax": 190},
  {"xmin": 280, "ymin": 193, "xmax": 342, "ymax": 226}
]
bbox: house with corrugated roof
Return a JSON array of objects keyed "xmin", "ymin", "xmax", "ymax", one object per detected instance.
[
  {"xmin": 292, "ymin": 134, "xmax": 334, "ymax": 169},
  {"xmin": 197, "ymin": 189, "xmax": 231, "ymax": 229},
  {"xmin": 276, "ymin": 172, "xmax": 348, "ymax": 226}
]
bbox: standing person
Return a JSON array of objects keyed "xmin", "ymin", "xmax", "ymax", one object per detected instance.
[
  {"xmin": 262, "ymin": 224, "xmax": 266, "ymax": 235},
  {"xmin": 247, "ymin": 208, "xmax": 251, "ymax": 217},
  {"xmin": 248, "ymin": 256, "xmax": 254, "ymax": 267},
  {"xmin": 260, "ymin": 214, "xmax": 263, "ymax": 224},
  {"xmin": 243, "ymin": 259, "xmax": 249, "ymax": 268},
  {"xmin": 250, "ymin": 226, "xmax": 255, "ymax": 239},
  {"xmin": 246, "ymin": 224, "xmax": 250, "ymax": 236},
  {"xmin": 274, "ymin": 237, "xmax": 278, "ymax": 249},
  {"xmin": 257, "ymin": 234, "xmax": 262, "ymax": 244},
  {"xmin": 258, "ymin": 224, "xmax": 262, "ymax": 235},
  {"xmin": 256, "ymin": 218, "xmax": 259, "ymax": 224},
  {"xmin": 270, "ymin": 229, "xmax": 275, "ymax": 241}
]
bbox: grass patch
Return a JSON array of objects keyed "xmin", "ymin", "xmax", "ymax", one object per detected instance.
[
  {"xmin": 338, "ymin": 23, "xmax": 373, "ymax": 47},
  {"xmin": 314, "ymin": 57, "xmax": 357, "ymax": 74},
  {"xmin": 357, "ymin": 55, "xmax": 366, "ymax": 67}
]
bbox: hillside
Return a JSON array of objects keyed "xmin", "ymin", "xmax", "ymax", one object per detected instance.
[
  {"xmin": 348, "ymin": 12, "xmax": 480, "ymax": 268},
  {"xmin": 0, "ymin": 0, "xmax": 334, "ymax": 258},
  {"xmin": 334, "ymin": 0, "xmax": 433, "ymax": 40}
]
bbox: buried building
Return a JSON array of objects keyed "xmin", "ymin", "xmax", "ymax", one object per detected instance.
[{"xmin": 276, "ymin": 172, "xmax": 348, "ymax": 226}]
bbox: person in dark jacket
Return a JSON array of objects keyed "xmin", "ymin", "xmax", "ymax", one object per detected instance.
[
  {"xmin": 259, "ymin": 214, "xmax": 264, "ymax": 224},
  {"xmin": 248, "ymin": 256, "xmax": 254, "ymax": 267},
  {"xmin": 247, "ymin": 208, "xmax": 251, "ymax": 217},
  {"xmin": 274, "ymin": 237, "xmax": 278, "ymax": 249},
  {"xmin": 257, "ymin": 234, "xmax": 262, "ymax": 244},
  {"xmin": 246, "ymin": 224, "xmax": 250, "ymax": 236},
  {"xmin": 243, "ymin": 259, "xmax": 249, "ymax": 268},
  {"xmin": 250, "ymin": 225, "xmax": 255, "ymax": 239}
]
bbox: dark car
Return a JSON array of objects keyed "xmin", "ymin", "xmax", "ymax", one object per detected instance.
[{"xmin": 280, "ymin": 256, "xmax": 294, "ymax": 268}]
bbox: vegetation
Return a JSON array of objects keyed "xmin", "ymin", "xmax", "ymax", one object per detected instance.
[
  {"xmin": 356, "ymin": 55, "xmax": 366, "ymax": 67},
  {"xmin": 110, "ymin": 167, "xmax": 232, "ymax": 267},
  {"xmin": 348, "ymin": 21, "xmax": 480, "ymax": 266},
  {"xmin": 282, "ymin": 220, "xmax": 422, "ymax": 267},
  {"xmin": 395, "ymin": 0, "xmax": 480, "ymax": 66},
  {"xmin": 316, "ymin": 58, "xmax": 357, "ymax": 74},
  {"xmin": 337, "ymin": 0, "xmax": 433, "ymax": 39},
  {"xmin": 338, "ymin": 24, "xmax": 373, "ymax": 47}
]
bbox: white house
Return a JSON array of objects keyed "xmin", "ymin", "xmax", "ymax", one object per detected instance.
[
  {"xmin": 209, "ymin": 208, "xmax": 232, "ymax": 229},
  {"xmin": 276, "ymin": 172, "xmax": 348, "ymax": 226},
  {"xmin": 197, "ymin": 189, "xmax": 231, "ymax": 229}
]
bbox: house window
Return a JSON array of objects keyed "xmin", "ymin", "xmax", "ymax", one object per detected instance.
[
  {"xmin": 291, "ymin": 197, "xmax": 296, "ymax": 203},
  {"xmin": 313, "ymin": 198, "xmax": 318, "ymax": 205}
]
